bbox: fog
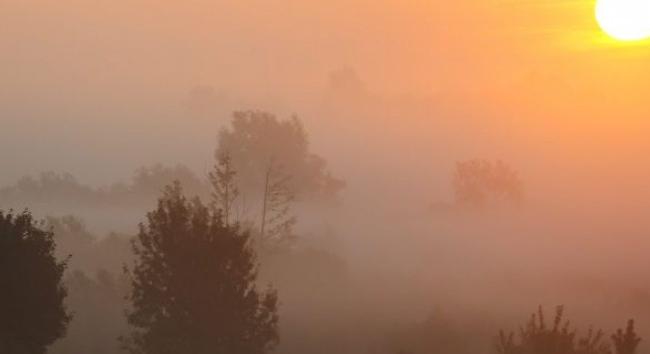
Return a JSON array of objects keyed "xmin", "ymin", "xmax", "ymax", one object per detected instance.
[{"xmin": 3, "ymin": 1, "xmax": 650, "ymax": 353}]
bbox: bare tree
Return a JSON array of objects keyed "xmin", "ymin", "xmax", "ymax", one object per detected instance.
[
  {"xmin": 259, "ymin": 160, "xmax": 296, "ymax": 246},
  {"xmin": 209, "ymin": 151, "xmax": 240, "ymax": 226}
]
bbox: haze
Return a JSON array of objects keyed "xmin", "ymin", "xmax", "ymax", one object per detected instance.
[{"xmin": 2, "ymin": 1, "xmax": 650, "ymax": 354}]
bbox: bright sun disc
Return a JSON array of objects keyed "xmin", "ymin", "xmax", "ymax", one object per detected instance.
[{"xmin": 596, "ymin": 0, "xmax": 650, "ymax": 41}]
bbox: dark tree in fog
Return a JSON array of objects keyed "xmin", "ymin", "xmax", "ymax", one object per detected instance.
[
  {"xmin": 496, "ymin": 306, "xmax": 610, "ymax": 354},
  {"xmin": 0, "ymin": 210, "xmax": 70, "ymax": 354},
  {"xmin": 612, "ymin": 320, "xmax": 641, "ymax": 354},
  {"xmin": 123, "ymin": 182, "xmax": 279, "ymax": 354},
  {"xmin": 453, "ymin": 159, "xmax": 523, "ymax": 208},
  {"xmin": 209, "ymin": 151, "xmax": 240, "ymax": 226},
  {"xmin": 217, "ymin": 110, "xmax": 344, "ymax": 201}
]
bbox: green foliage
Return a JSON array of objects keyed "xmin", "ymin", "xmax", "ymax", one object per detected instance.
[
  {"xmin": 123, "ymin": 182, "xmax": 279, "ymax": 354},
  {"xmin": 0, "ymin": 210, "xmax": 71, "ymax": 354}
]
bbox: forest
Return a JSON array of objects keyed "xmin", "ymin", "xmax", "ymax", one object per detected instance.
[
  {"xmin": 1, "ymin": 111, "xmax": 646, "ymax": 354},
  {"xmin": 4, "ymin": 1, "xmax": 650, "ymax": 353}
]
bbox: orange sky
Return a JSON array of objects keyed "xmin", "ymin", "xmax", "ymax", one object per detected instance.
[{"xmin": 2, "ymin": 0, "xmax": 650, "ymax": 192}]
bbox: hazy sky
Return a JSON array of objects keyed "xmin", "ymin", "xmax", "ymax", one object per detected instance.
[
  {"xmin": 6, "ymin": 3, "xmax": 650, "ymax": 344},
  {"xmin": 3, "ymin": 0, "xmax": 650, "ymax": 203}
]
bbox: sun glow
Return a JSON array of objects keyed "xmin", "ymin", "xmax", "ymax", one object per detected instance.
[{"xmin": 595, "ymin": 0, "xmax": 650, "ymax": 41}]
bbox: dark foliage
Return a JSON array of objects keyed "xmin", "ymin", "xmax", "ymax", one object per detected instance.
[
  {"xmin": 496, "ymin": 306, "xmax": 619, "ymax": 354},
  {"xmin": 123, "ymin": 182, "xmax": 279, "ymax": 354},
  {"xmin": 612, "ymin": 320, "xmax": 641, "ymax": 354},
  {"xmin": 0, "ymin": 210, "xmax": 71, "ymax": 354}
]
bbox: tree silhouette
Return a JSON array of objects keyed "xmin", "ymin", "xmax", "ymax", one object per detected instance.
[
  {"xmin": 0, "ymin": 210, "xmax": 71, "ymax": 354},
  {"xmin": 259, "ymin": 161, "xmax": 296, "ymax": 246},
  {"xmin": 496, "ymin": 306, "xmax": 610, "ymax": 354},
  {"xmin": 123, "ymin": 182, "xmax": 279, "ymax": 354},
  {"xmin": 612, "ymin": 320, "xmax": 641, "ymax": 354},
  {"xmin": 453, "ymin": 159, "xmax": 523, "ymax": 209},
  {"xmin": 209, "ymin": 151, "xmax": 240, "ymax": 226},
  {"xmin": 217, "ymin": 110, "xmax": 344, "ymax": 202}
]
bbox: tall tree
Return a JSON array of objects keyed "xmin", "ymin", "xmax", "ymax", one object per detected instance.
[
  {"xmin": 123, "ymin": 182, "xmax": 279, "ymax": 354},
  {"xmin": 217, "ymin": 110, "xmax": 344, "ymax": 202},
  {"xmin": 259, "ymin": 161, "xmax": 296, "ymax": 246},
  {"xmin": 209, "ymin": 152, "xmax": 240, "ymax": 226},
  {"xmin": 0, "ymin": 210, "xmax": 71, "ymax": 354}
]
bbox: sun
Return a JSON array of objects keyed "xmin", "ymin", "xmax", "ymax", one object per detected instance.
[{"xmin": 595, "ymin": 0, "xmax": 650, "ymax": 41}]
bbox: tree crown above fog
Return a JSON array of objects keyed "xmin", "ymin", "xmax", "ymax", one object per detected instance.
[
  {"xmin": 217, "ymin": 111, "xmax": 344, "ymax": 202},
  {"xmin": 123, "ymin": 182, "xmax": 278, "ymax": 354}
]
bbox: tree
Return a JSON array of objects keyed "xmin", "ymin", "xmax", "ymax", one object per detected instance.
[
  {"xmin": 496, "ymin": 306, "xmax": 610, "ymax": 354},
  {"xmin": 259, "ymin": 161, "xmax": 296, "ymax": 246},
  {"xmin": 209, "ymin": 152, "xmax": 240, "ymax": 226},
  {"xmin": 217, "ymin": 110, "xmax": 344, "ymax": 202},
  {"xmin": 612, "ymin": 320, "xmax": 641, "ymax": 354},
  {"xmin": 123, "ymin": 182, "xmax": 279, "ymax": 354},
  {"xmin": 0, "ymin": 210, "xmax": 71, "ymax": 354},
  {"xmin": 0, "ymin": 172, "xmax": 99, "ymax": 206},
  {"xmin": 453, "ymin": 159, "xmax": 523, "ymax": 209},
  {"xmin": 127, "ymin": 164, "xmax": 208, "ymax": 200}
]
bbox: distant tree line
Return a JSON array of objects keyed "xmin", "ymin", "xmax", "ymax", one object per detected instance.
[
  {"xmin": 0, "ymin": 110, "xmax": 347, "ymax": 354},
  {"xmin": 0, "ymin": 112, "xmax": 344, "ymax": 214}
]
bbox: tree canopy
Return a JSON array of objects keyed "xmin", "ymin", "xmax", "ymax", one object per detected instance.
[
  {"xmin": 0, "ymin": 210, "xmax": 70, "ymax": 354},
  {"xmin": 217, "ymin": 111, "xmax": 344, "ymax": 202},
  {"xmin": 123, "ymin": 182, "xmax": 279, "ymax": 354}
]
